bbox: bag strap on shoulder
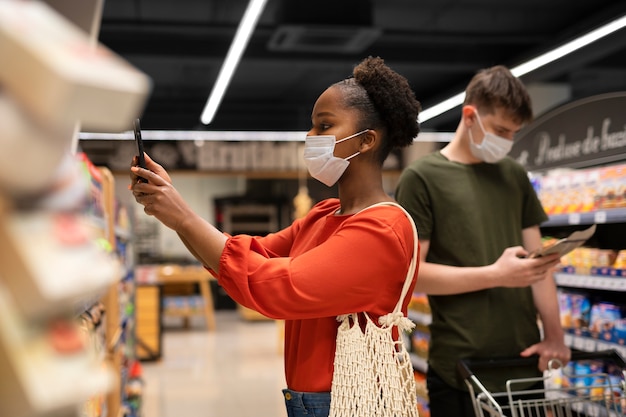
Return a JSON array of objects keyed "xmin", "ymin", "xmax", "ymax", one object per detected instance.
[{"xmin": 355, "ymin": 202, "xmax": 419, "ymax": 317}]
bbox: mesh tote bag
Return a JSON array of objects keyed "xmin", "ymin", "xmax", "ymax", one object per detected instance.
[{"xmin": 329, "ymin": 202, "xmax": 419, "ymax": 417}]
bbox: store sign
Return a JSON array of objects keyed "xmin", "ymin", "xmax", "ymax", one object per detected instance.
[{"xmin": 510, "ymin": 92, "xmax": 626, "ymax": 171}]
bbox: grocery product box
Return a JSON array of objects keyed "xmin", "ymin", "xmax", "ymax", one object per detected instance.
[
  {"xmin": 558, "ymin": 290, "xmax": 591, "ymax": 336},
  {"xmin": 597, "ymin": 164, "xmax": 626, "ymax": 209},
  {"xmin": 0, "ymin": 0, "xmax": 151, "ymax": 132},
  {"xmin": 589, "ymin": 302, "xmax": 622, "ymax": 342}
]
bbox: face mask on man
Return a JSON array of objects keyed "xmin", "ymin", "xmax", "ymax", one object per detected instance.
[
  {"xmin": 303, "ymin": 130, "xmax": 367, "ymax": 187},
  {"xmin": 468, "ymin": 112, "xmax": 513, "ymax": 163}
]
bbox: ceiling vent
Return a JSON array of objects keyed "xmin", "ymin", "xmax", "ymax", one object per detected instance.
[
  {"xmin": 267, "ymin": 0, "xmax": 380, "ymax": 53},
  {"xmin": 268, "ymin": 25, "xmax": 381, "ymax": 53}
]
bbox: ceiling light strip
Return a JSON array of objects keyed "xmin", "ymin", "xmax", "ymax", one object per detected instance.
[
  {"xmin": 79, "ymin": 130, "xmax": 307, "ymax": 142},
  {"xmin": 419, "ymin": 14, "xmax": 626, "ymax": 123},
  {"xmin": 511, "ymin": 14, "xmax": 626, "ymax": 77},
  {"xmin": 78, "ymin": 130, "xmax": 452, "ymax": 143},
  {"xmin": 200, "ymin": 0, "xmax": 268, "ymax": 125}
]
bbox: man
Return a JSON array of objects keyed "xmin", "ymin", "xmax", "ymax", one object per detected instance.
[{"xmin": 395, "ymin": 65, "xmax": 570, "ymax": 417}]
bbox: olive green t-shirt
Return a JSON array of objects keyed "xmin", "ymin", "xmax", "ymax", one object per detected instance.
[{"xmin": 395, "ymin": 151, "xmax": 548, "ymax": 392}]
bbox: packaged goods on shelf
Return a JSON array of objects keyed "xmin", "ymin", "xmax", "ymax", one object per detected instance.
[
  {"xmin": 615, "ymin": 320, "xmax": 626, "ymax": 346},
  {"xmin": 414, "ymin": 371, "xmax": 430, "ymax": 417},
  {"xmin": 554, "ymin": 173, "xmax": 572, "ymax": 215},
  {"xmin": 0, "ymin": 0, "xmax": 150, "ymax": 132},
  {"xmin": 538, "ymin": 174, "xmax": 558, "ymax": 215},
  {"xmin": 162, "ymin": 295, "xmax": 205, "ymax": 316},
  {"xmin": 534, "ymin": 164, "xmax": 626, "ymax": 214},
  {"xmin": 598, "ymin": 165, "xmax": 626, "ymax": 210},
  {"xmin": 0, "ymin": 94, "xmax": 71, "ymax": 196},
  {"xmin": 0, "ymin": 286, "xmax": 113, "ymax": 417},
  {"xmin": 557, "ymin": 246, "xmax": 621, "ymax": 276},
  {"xmin": 410, "ymin": 325, "xmax": 430, "ymax": 359},
  {"xmin": 551, "ymin": 358, "xmax": 625, "ymax": 413},
  {"xmin": 615, "ymin": 250, "xmax": 626, "ymax": 269},
  {"xmin": 557, "ymin": 289, "xmax": 591, "ymax": 335},
  {"xmin": 408, "ymin": 292, "xmax": 430, "ymax": 315},
  {"xmin": 589, "ymin": 302, "xmax": 624, "ymax": 343},
  {"xmin": 557, "ymin": 288, "xmax": 626, "ymax": 345},
  {"xmin": 0, "ymin": 209, "xmax": 121, "ymax": 319}
]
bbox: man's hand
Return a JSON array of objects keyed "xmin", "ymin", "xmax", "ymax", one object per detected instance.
[
  {"xmin": 520, "ymin": 339, "xmax": 571, "ymax": 372},
  {"xmin": 490, "ymin": 247, "xmax": 561, "ymax": 287}
]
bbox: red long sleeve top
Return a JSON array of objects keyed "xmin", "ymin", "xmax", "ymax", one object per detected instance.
[{"xmin": 214, "ymin": 198, "xmax": 419, "ymax": 392}]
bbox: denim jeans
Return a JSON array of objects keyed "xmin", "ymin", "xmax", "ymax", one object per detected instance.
[{"xmin": 282, "ymin": 389, "xmax": 331, "ymax": 417}]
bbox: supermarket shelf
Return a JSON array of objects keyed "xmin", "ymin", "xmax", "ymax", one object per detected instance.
[
  {"xmin": 542, "ymin": 208, "xmax": 626, "ymax": 227},
  {"xmin": 554, "ymin": 273, "xmax": 626, "ymax": 292},
  {"xmin": 548, "ymin": 391, "xmax": 623, "ymax": 417},
  {"xmin": 0, "ymin": 287, "xmax": 114, "ymax": 417},
  {"xmin": 0, "ymin": 210, "xmax": 121, "ymax": 319},
  {"xmin": 564, "ymin": 333, "xmax": 626, "ymax": 358}
]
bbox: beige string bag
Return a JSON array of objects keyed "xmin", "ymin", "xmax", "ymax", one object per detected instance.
[{"xmin": 329, "ymin": 202, "xmax": 419, "ymax": 417}]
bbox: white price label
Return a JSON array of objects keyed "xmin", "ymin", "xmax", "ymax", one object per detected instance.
[
  {"xmin": 599, "ymin": 277, "xmax": 612, "ymax": 290},
  {"xmin": 568, "ymin": 213, "xmax": 581, "ymax": 225},
  {"xmin": 582, "ymin": 276, "xmax": 594, "ymax": 288},
  {"xmin": 572, "ymin": 336, "xmax": 585, "ymax": 350},
  {"xmin": 594, "ymin": 211, "xmax": 607, "ymax": 223},
  {"xmin": 564, "ymin": 333, "xmax": 573, "ymax": 347},
  {"xmin": 583, "ymin": 338, "xmax": 596, "ymax": 351},
  {"xmin": 585, "ymin": 403, "xmax": 600, "ymax": 417}
]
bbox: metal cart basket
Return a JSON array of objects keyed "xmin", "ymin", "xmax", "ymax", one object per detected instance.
[{"xmin": 457, "ymin": 350, "xmax": 626, "ymax": 417}]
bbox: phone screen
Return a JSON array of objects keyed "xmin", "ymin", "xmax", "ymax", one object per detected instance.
[{"xmin": 133, "ymin": 118, "xmax": 148, "ymax": 182}]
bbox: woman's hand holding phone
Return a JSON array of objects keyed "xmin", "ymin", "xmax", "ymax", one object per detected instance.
[{"xmin": 133, "ymin": 118, "xmax": 148, "ymax": 182}]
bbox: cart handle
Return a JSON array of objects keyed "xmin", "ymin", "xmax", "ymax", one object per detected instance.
[{"xmin": 457, "ymin": 349, "xmax": 626, "ymax": 381}]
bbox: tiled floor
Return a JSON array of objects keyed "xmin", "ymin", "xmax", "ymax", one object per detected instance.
[{"xmin": 141, "ymin": 310, "xmax": 287, "ymax": 417}]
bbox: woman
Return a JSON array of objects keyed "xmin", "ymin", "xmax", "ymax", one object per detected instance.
[{"xmin": 131, "ymin": 56, "xmax": 421, "ymax": 417}]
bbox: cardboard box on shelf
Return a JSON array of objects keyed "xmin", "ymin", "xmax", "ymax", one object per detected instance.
[{"xmin": 0, "ymin": 0, "xmax": 151, "ymax": 132}]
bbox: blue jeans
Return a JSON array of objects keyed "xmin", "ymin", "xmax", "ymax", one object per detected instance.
[{"xmin": 282, "ymin": 389, "xmax": 331, "ymax": 417}]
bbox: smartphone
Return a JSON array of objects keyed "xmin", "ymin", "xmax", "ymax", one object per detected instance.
[{"xmin": 133, "ymin": 118, "xmax": 148, "ymax": 182}]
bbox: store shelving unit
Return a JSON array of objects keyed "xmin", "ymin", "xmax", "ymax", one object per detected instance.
[
  {"xmin": 135, "ymin": 284, "xmax": 162, "ymax": 361},
  {"xmin": 0, "ymin": 1, "xmax": 149, "ymax": 415},
  {"xmin": 406, "ymin": 293, "xmax": 431, "ymax": 416},
  {"xmin": 93, "ymin": 164, "xmax": 139, "ymax": 417},
  {"xmin": 0, "ymin": 162, "xmax": 118, "ymax": 417},
  {"xmin": 541, "ymin": 208, "xmax": 626, "ymax": 228},
  {"xmin": 407, "ymin": 309, "xmax": 430, "ymax": 374},
  {"xmin": 540, "ymin": 204, "xmax": 625, "ymax": 349},
  {"xmin": 554, "ymin": 273, "xmax": 626, "ymax": 292}
]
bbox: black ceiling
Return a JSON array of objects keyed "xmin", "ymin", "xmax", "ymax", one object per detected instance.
[{"xmin": 97, "ymin": 0, "xmax": 626, "ymax": 133}]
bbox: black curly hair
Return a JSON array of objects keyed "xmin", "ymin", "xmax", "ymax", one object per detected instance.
[{"xmin": 333, "ymin": 56, "xmax": 421, "ymax": 164}]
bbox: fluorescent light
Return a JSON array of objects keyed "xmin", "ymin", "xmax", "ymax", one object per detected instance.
[
  {"xmin": 418, "ymin": 92, "xmax": 465, "ymax": 124},
  {"xmin": 200, "ymin": 0, "xmax": 268, "ymax": 125},
  {"xmin": 79, "ymin": 130, "xmax": 307, "ymax": 142},
  {"xmin": 419, "ymin": 14, "xmax": 626, "ymax": 123},
  {"xmin": 511, "ymin": 14, "xmax": 626, "ymax": 77},
  {"xmin": 79, "ymin": 129, "xmax": 450, "ymax": 143}
]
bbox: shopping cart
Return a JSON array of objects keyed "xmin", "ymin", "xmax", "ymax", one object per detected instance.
[{"xmin": 457, "ymin": 350, "xmax": 626, "ymax": 417}]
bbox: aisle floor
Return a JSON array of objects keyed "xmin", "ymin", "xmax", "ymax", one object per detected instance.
[{"xmin": 141, "ymin": 310, "xmax": 287, "ymax": 417}]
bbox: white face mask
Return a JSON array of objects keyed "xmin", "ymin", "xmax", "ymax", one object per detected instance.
[
  {"xmin": 303, "ymin": 130, "xmax": 367, "ymax": 187},
  {"xmin": 468, "ymin": 113, "xmax": 513, "ymax": 163}
]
